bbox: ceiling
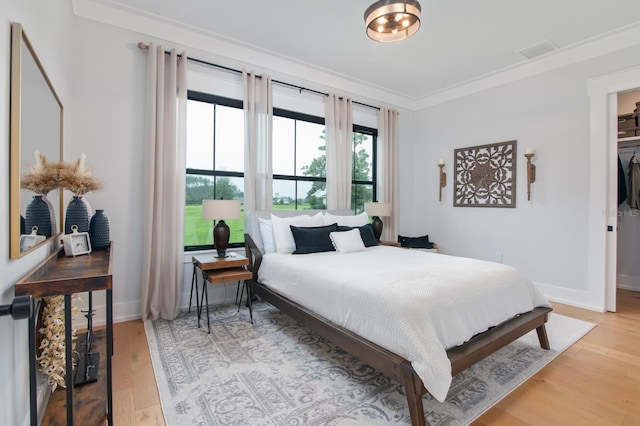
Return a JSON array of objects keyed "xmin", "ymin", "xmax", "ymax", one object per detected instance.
[{"xmin": 87, "ymin": 0, "xmax": 640, "ymax": 102}]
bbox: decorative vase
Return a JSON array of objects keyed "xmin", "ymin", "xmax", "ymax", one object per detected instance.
[
  {"xmin": 42, "ymin": 195, "xmax": 57, "ymax": 236},
  {"xmin": 65, "ymin": 196, "xmax": 91, "ymax": 234},
  {"xmin": 25, "ymin": 195, "xmax": 52, "ymax": 238},
  {"xmin": 89, "ymin": 210, "xmax": 110, "ymax": 250}
]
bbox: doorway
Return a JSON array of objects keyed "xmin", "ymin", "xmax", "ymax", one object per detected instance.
[
  {"xmin": 587, "ymin": 65, "xmax": 640, "ymax": 312},
  {"xmin": 616, "ymin": 90, "xmax": 640, "ymax": 301}
]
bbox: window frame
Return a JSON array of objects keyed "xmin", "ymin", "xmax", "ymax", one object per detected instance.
[
  {"xmin": 185, "ymin": 90, "xmax": 244, "ymax": 252},
  {"xmin": 184, "ymin": 93, "xmax": 379, "ymax": 251},
  {"xmin": 272, "ymin": 107, "xmax": 378, "ymax": 211}
]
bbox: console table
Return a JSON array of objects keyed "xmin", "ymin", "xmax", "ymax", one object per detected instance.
[{"xmin": 15, "ymin": 243, "xmax": 114, "ymax": 426}]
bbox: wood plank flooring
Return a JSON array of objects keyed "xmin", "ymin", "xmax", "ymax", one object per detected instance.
[{"xmin": 44, "ymin": 289, "xmax": 639, "ymax": 425}]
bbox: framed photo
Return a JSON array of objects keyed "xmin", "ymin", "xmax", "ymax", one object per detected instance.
[{"xmin": 454, "ymin": 140, "xmax": 517, "ymax": 207}]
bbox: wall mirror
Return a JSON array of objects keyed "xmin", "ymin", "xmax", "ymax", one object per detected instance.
[{"xmin": 10, "ymin": 22, "xmax": 64, "ymax": 259}]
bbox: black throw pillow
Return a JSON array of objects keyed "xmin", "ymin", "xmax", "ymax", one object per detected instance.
[
  {"xmin": 337, "ymin": 223, "xmax": 379, "ymax": 247},
  {"xmin": 398, "ymin": 235, "xmax": 434, "ymax": 249},
  {"xmin": 290, "ymin": 223, "xmax": 338, "ymax": 254}
]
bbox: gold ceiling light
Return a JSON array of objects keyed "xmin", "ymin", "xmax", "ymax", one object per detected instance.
[{"xmin": 364, "ymin": 0, "xmax": 421, "ymax": 43}]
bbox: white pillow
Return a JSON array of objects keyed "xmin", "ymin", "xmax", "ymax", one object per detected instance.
[
  {"xmin": 271, "ymin": 212, "xmax": 325, "ymax": 254},
  {"xmin": 323, "ymin": 211, "xmax": 369, "ymax": 227},
  {"xmin": 258, "ymin": 218, "xmax": 275, "ymax": 254},
  {"xmin": 330, "ymin": 229, "xmax": 366, "ymax": 253}
]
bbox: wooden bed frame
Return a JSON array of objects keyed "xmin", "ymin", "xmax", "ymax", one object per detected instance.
[{"xmin": 244, "ymin": 233, "xmax": 552, "ymax": 426}]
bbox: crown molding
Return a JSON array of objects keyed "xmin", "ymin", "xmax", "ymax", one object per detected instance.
[
  {"xmin": 413, "ymin": 22, "xmax": 640, "ymax": 110},
  {"xmin": 73, "ymin": 1, "xmax": 640, "ymax": 112},
  {"xmin": 71, "ymin": 0, "xmax": 415, "ymax": 110}
]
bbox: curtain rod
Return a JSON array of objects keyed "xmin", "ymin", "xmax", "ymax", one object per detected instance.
[{"xmin": 137, "ymin": 42, "xmax": 380, "ymax": 111}]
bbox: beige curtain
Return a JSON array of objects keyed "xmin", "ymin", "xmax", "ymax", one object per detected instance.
[
  {"xmin": 378, "ymin": 107, "xmax": 399, "ymax": 241},
  {"xmin": 325, "ymin": 93, "xmax": 353, "ymax": 210},
  {"xmin": 243, "ymin": 70, "xmax": 273, "ymax": 212},
  {"xmin": 141, "ymin": 44, "xmax": 187, "ymax": 321}
]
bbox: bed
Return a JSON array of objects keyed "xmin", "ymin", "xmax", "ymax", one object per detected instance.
[{"xmin": 244, "ymin": 210, "xmax": 552, "ymax": 426}]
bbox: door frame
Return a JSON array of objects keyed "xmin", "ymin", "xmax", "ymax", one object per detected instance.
[{"xmin": 588, "ymin": 65, "xmax": 640, "ymax": 312}]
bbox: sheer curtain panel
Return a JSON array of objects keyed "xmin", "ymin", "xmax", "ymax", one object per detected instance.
[
  {"xmin": 243, "ymin": 70, "xmax": 273, "ymax": 213},
  {"xmin": 141, "ymin": 44, "xmax": 187, "ymax": 320},
  {"xmin": 325, "ymin": 93, "xmax": 353, "ymax": 210},
  {"xmin": 378, "ymin": 108, "xmax": 399, "ymax": 241}
]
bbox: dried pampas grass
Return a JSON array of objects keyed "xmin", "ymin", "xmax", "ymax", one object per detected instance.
[
  {"xmin": 21, "ymin": 152, "xmax": 103, "ymax": 196},
  {"xmin": 60, "ymin": 154, "xmax": 103, "ymax": 196},
  {"xmin": 20, "ymin": 150, "xmax": 64, "ymax": 195}
]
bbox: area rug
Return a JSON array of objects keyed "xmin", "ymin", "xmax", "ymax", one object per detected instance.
[{"xmin": 144, "ymin": 302, "xmax": 595, "ymax": 425}]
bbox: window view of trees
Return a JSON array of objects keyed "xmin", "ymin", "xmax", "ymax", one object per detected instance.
[{"xmin": 184, "ymin": 93, "xmax": 377, "ymax": 250}]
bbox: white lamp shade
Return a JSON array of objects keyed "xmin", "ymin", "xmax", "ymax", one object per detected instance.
[
  {"xmin": 202, "ymin": 200, "xmax": 241, "ymax": 220},
  {"xmin": 365, "ymin": 202, "xmax": 391, "ymax": 217}
]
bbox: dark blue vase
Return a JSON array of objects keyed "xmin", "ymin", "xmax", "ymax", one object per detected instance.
[
  {"xmin": 89, "ymin": 210, "xmax": 110, "ymax": 250},
  {"xmin": 25, "ymin": 195, "xmax": 52, "ymax": 238},
  {"xmin": 65, "ymin": 196, "xmax": 91, "ymax": 234}
]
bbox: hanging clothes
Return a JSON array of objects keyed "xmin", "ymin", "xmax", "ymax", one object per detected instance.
[
  {"xmin": 628, "ymin": 154, "xmax": 640, "ymax": 209},
  {"xmin": 619, "ymin": 155, "xmax": 628, "ymax": 205}
]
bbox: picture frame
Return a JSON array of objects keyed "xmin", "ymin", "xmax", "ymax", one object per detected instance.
[{"xmin": 454, "ymin": 140, "xmax": 517, "ymax": 208}]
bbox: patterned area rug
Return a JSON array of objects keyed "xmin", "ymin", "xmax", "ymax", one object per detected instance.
[{"xmin": 145, "ymin": 302, "xmax": 594, "ymax": 425}]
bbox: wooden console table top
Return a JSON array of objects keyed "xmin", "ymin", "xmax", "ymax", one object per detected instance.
[{"xmin": 15, "ymin": 244, "xmax": 113, "ymax": 298}]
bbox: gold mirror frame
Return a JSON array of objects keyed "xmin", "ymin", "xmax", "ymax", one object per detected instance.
[{"xmin": 10, "ymin": 22, "xmax": 64, "ymax": 259}]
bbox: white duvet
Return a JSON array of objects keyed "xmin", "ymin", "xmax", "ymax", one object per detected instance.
[{"xmin": 257, "ymin": 245, "xmax": 551, "ymax": 402}]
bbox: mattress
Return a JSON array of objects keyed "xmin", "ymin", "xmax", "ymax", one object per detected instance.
[{"xmin": 257, "ymin": 245, "xmax": 551, "ymax": 402}]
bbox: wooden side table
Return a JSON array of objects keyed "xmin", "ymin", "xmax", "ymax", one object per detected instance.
[
  {"xmin": 191, "ymin": 254, "xmax": 253, "ymax": 332},
  {"xmin": 15, "ymin": 243, "xmax": 114, "ymax": 426}
]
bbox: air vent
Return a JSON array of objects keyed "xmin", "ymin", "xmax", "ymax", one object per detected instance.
[{"xmin": 517, "ymin": 39, "xmax": 558, "ymax": 59}]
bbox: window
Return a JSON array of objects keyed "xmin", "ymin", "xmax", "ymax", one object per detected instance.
[
  {"xmin": 272, "ymin": 108, "xmax": 377, "ymax": 214},
  {"xmin": 184, "ymin": 92, "xmax": 378, "ymax": 250},
  {"xmin": 185, "ymin": 91, "xmax": 245, "ymax": 250}
]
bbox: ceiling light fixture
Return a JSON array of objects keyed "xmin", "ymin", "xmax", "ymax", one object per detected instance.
[{"xmin": 364, "ymin": 0, "xmax": 421, "ymax": 43}]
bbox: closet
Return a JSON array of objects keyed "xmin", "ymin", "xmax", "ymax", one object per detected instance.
[{"xmin": 616, "ymin": 90, "xmax": 640, "ymax": 292}]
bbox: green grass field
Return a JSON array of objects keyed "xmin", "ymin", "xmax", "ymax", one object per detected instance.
[{"xmin": 184, "ymin": 204, "xmax": 312, "ymax": 247}]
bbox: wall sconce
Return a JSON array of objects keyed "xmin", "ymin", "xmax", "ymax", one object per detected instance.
[
  {"xmin": 438, "ymin": 158, "xmax": 447, "ymax": 202},
  {"xmin": 524, "ymin": 147, "xmax": 536, "ymax": 201}
]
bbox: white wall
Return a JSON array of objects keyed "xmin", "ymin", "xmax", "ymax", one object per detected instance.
[
  {"xmin": 1, "ymin": 1, "xmax": 74, "ymax": 425},
  {"xmin": 412, "ymin": 45, "xmax": 640, "ymax": 309}
]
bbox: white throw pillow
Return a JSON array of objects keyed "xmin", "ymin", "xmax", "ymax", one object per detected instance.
[
  {"xmin": 323, "ymin": 211, "xmax": 369, "ymax": 227},
  {"xmin": 330, "ymin": 229, "xmax": 366, "ymax": 253},
  {"xmin": 271, "ymin": 213, "xmax": 325, "ymax": 254},
  {"xmin": 258, "ymin": 218, "xmax": 275, "ymax": 254}
]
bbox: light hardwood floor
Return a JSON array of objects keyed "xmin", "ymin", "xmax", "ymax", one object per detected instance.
[{"xmin": 111, "ymin": 289, "xmax": 640, "ymax": 425}]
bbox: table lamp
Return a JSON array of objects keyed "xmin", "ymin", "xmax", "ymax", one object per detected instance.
[
  {"xmin": 364, "ymin": 202, "xmax": 391, "ymax": 241},
  {"xmin": 202, "ymin": 199, "xmax": 241, "ymax": 257}
]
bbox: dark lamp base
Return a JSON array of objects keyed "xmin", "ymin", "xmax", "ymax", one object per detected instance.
[
  {"xmin": 372, "ymin": 216, "xmax": 383, "ymax": 241},
  {"xmin": 214, "ymin": 220, "xmax": 231, "ymax": 259}
]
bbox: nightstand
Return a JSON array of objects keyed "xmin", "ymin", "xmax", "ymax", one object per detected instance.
[{"xmin": 191, "ymin": 253, "xmax": 253, "ymax": 332}]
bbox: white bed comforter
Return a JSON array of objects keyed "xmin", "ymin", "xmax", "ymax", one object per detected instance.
[{"xmin": 257, "ymin": 245, "xmax": 550, "ymax": 402}]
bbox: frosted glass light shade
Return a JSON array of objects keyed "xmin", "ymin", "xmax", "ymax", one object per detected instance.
[
  {"xmin": 202, "ymin": 200, "xmax": 241, "ymax": 220},
  {"xmin": 364, "ymin": 0, "xmax": 422, "ymax": 43}
]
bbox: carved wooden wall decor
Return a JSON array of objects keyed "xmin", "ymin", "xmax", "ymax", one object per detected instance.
[{"xmin": 454, "ymin": 140, "xmax": 516, "ymax": 207}]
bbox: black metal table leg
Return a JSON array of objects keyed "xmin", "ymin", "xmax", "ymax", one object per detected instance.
[
  {"xmin": 246, "ymin": 280, "xmax": 253, "ymax": 324},
  {"xmin": 106, "ymin": 289, "xmax": 113, "ymax": 425},
  {"xmin": 198, "ymin": 272, "xmax": 210, "ymax": 333},
  {"xmin": 189, "ymin": 261, "xmax": 199, "ymax": 315},
  {"xmin": 29, "ymin": 300, "xmax": 37, "ymax": 426}
]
